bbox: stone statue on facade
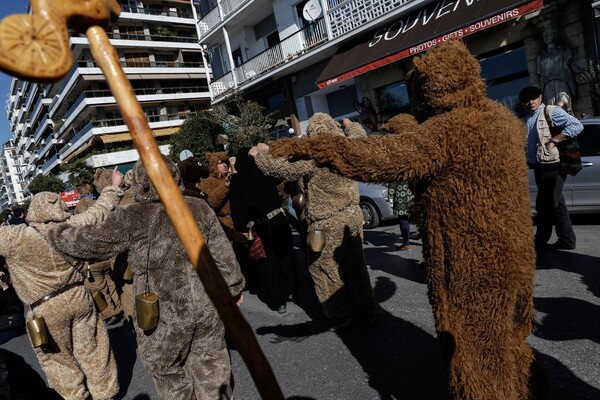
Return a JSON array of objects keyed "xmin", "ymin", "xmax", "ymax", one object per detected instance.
[{"xmin": 537, "ymin": 18, "xmax": 577, "ymax": 105}]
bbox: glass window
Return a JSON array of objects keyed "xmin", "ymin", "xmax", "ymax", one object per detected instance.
[
  {"xmin": 578, "ymin": 124, "xmax": 600, "ymax": 157},
  {"xmin": 479, "ymin": 46, "xmax": 528, "ymax": 110},
  {"xmin": 377, "ymin": 81, "xmax": 410, "ymax": 121}
]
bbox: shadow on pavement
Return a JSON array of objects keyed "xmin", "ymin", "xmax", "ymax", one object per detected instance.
[
  {"xmin": 0, "ymin": 348, "xmax": 61, "ymax": 399},
  {"xmin": 108, "ymin": 320, "xmax": 139, "ymax": 400},
  {"xmin": 534, "ymin": 350, "xmax": 600, "ymax": 400},
  {"xmin": 536, "ymin": 250, "xmax": 600, "ymax": 298},
  {"xmin": 257, "ymin": 275, "xmax": 450, "ymax": 399}
]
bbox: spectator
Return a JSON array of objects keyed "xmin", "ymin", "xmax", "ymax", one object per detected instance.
[
  {"xmin": 7, "ymin": 208, "xmax": 26, "ymax": 226},
  {"xmin": 229, "ymin": 147, "xmax": 295, "ymax": 314},
  {"xmin": 519, "ymin": 85, "xmax": 582, "ymax": 251}
]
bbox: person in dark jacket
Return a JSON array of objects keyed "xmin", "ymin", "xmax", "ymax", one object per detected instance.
[
  {"xmin": 6, "ymin": 208, "xmax": 26, "ymax": 226},
  {"xmin": 177, "ymin": 157, "xmax": 209, "ymax": 200},
  {"xmin": 229, "ymin": 147, "xmax": 295, "ymax": 314}
]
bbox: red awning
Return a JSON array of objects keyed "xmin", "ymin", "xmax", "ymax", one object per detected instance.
[{"xmin": 317, "ymin": 0, "xmax": 544, "ymax": 89}]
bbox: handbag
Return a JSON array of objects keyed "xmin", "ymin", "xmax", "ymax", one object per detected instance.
[
  {"xmin": 545, "ymin": 105, "xmax": 582, "ymax": 176},
  {"xmin": 248, "ymin": 231, "xmax": 267, "ymax": 260}
]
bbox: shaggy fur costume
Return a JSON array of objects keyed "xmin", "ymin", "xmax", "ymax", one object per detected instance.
[
  {"xmin": 255, "ymin": 113, "xmax": 376, "ymax": 321},
  {"xmin": 48, "ymin": 156, "xmax": 245, "ymax": 400},
  {"xmin": 0, "ymin": 186, "xmax": 123, "ymax": 400},
  {"xmin": 199, "ymin": 152, "xmax": 236, "ymax": 239},
  {"xmin": 267, "ymin": 39, "xmax": 536, "ymax": 400}
]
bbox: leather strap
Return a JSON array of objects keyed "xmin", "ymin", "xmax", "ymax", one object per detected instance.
[{"xmin": 30, "ymin": 281, "xmax": 84, "ymax": 309}]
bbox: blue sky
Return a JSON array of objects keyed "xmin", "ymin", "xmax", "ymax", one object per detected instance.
[{"xmin": 0, "ymin": 2, "xmax": 32, "ymax": 145}]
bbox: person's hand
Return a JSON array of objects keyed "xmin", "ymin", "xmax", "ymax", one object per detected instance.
[
  {"xmin": 111, "ymin": 165, "xmax": 124, "ymax": 187},
  {"xmin": 342, "ymin": 118, "xmax": 352, "ymax": 127},
  {"xmin": 257, "ymin": 143, "xmax": 269, "ymax": 152},
  {"xmin": 234, "ymin": 293, "xmax": 244, "ymax": 306},
  {"xmin": 546, "ymin": 140, "xmax": 557, "ymax": 149},
  {"xmin": 248, "ymin": 146, "xmax": 259, "ymax": 158}
]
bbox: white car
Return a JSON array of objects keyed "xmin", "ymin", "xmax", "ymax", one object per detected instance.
[{"xmin": 358, "ymin": 182, "xmax": 397, "ymax": 228}]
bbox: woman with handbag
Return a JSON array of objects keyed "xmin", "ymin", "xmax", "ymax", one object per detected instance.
[{"xmin": 229, "ymin": 147, "xmax": 295, "ymax": 314}]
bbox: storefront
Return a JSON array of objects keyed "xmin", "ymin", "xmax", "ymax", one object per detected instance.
[{"xmin": 300, "ymin": 0, "xmax": 596, "ymax": 128}]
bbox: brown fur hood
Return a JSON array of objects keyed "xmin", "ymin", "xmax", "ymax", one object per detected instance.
[
  {"xmin": 409, "ymin": 38, "xmax": 486, "ymax": 122},
  {"xmin": 205, "ymin": 151, "xmax": 230, "ymax": 179},
  {"xmin": 130, "ymin": 155, "xmax": 184, "ymax": 203}
]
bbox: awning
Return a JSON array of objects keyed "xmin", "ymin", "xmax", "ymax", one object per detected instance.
[
  {"xmin": 99, "ymin": 126, "xmax": 179, "ymax": 144},
  {"xmin": 317, "ymin": 0, "xmax": 544, "ymax": 89}
]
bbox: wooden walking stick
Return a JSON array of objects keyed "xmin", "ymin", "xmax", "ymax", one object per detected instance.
[{"xmin": 0, "ymin": 1, "xmax": 284, "ymax": 399}]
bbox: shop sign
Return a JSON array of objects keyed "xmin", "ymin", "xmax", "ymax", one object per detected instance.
[
  {"xmin": 317, "ymin": 0, "xmax": 544, "ymax": 88},
  {"xmin": 60, "ymin": 189, "xmax": 80, "ymax": 208}
]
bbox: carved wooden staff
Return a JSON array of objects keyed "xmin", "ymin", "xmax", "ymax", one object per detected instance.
[{"xmin": 0, "ymin": 1, "xmax": 283, "ymax": 399}]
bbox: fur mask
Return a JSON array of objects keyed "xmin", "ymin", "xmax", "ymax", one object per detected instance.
[
  {"xmin": 26, "ymin": 192, "xmax": 71, "ymax": 223},
  {"xmin": 307, "ymin": 113, "xmax": 345, "ymax": 138},
  {"xmin": 130, "ymin": 155, "xmax": 184, "ymax": 203},
  {"xmin": 93, "ymin": 169, "xmax": 113, "ymax": 193},
  {"xmin": 408, "ymin": 38, "xmax": 486, "ymax": 122}
]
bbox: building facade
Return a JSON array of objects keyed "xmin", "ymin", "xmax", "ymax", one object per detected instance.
[
  {"xmin": 195, "ymin": 0, "xmax": 599, "ymax": 134},
  {"xmin": 0, "ymin": 140, "xmax": 27, "ymax": 208},
  {"xmin": 3, "ymin": 0, "xmax": 211, "ymax": 206}
]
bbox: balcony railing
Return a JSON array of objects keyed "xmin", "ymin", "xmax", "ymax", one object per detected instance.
[
  {"xmin": 71, "ymin": 30, "xmax": 198, "ymax": 43},
  {"xmin": 121, "ymin": 4, "xmax": 194, "ymax": 19},
  {"xmin": 327, "ymin": 0, "xmax": 419, "ymax": 39},
  {"xmin": 198, "ymin": 0, "xmax": 251, "ymax": 38},
  {"xmin": 212, "ymin": 18, "xmax": 328, "ymax": 99},
  {"xmin": 221, "ymin": 0, "xmax": 249, "ymax": 16}
]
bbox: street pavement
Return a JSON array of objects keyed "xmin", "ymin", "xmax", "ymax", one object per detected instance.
[{"xmin": 2, "ymin": 217, "xmax": 600, "ymax": 399}]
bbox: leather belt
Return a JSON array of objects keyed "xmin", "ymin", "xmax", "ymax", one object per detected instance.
[{"xmin": 30, "ymin": 281, "xmax": 84, "ymax": 309}]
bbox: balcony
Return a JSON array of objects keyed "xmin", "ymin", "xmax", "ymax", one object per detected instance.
[
  {"xmin": 197, "ymin": 0, "xmax": 251, "ymax": 39},
  {"xmin": 121, "ymin": 4, "xmax": 194, "ymax": 19},
  {"xmin": 212, "ymin": 18, "xmax": 328, "ymax": 100},
  {"xmin": 41, "ymin": 154, "xmax": 60, "ymax": 175}
]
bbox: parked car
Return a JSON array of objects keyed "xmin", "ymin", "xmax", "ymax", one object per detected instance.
[
  {"xmin": 528, "ymin": 116, "xmax": 600, "ymax": 214},
  {"xmin": 358, "ymin": 182, "xmax": 397, "ymax": 228}
]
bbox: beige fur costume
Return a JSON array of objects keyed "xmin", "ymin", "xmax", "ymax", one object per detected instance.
[
  {"xmin": 0, "ymin": 185, "xmax": 123, "ymax": 400},
  {"xmin": 255, "ymin": 113, "xmax": 376, "ymax": 321}
]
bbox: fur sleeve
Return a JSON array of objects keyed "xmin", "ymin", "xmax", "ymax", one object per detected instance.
[
  {"xmin": 254, "ymin": 150, "xmax": 318, "ymax": 181},
  {"xmin": 67, "ymin": 186, "xmax": 124, "ymax": 227},
  {"xmin": 0, "ymin": 226, "xmax": 18, "ymax": 258},
  {"xmin": 268, "ymin": 118, "xmax": 447, "ymax": 182},
  {"xmin": 198, "ymin": 176, "xmax": 228, "ymax": 210},
  {"xmin": 202, "ymin": 205, "xmax": 245, "ymax": 297},
  {"xmin": 48, "ymin": 208, "xmax": 132, "ymax": 263}
]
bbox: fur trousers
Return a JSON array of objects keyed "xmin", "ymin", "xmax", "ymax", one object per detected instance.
[
  {"xmin": 30, "ymin": 286, "xmax": 118, "ymax": 400},
  {"xmin": 84, "ymin": 260, "xmax": 122, "ymax": 320},
  {"xmin": 308, "ymin": 209, "xmax": 376, "ymax": 319},
  {"xmin": 136, "ymin": 309, "xmax": 232, "ymax": 399}
]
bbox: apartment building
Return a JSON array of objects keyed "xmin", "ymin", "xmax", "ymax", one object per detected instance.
[
  {"xmin": 0, "ymin": 140, "xmax": 27, "ymax": 208},
  {"xmin": 194, "ymin": 0, "xmax": 599, "ymax": 134},
  {"xmin": 4, "ymin": 0, "xmax": 211, "ymax": 205}
]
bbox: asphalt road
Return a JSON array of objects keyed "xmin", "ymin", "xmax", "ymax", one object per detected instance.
[{"xmin": 2, "ymin": 217, "xmax": 600, "ymax": 399}]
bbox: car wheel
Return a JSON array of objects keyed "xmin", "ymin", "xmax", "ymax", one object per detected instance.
[{"xmin": 360, "ymin": 201, "xmax": 380, "ymax": 229}]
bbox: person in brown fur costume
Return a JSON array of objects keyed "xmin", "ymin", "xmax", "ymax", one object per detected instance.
[
  {"xmin": 250, "ymin": 112, "xmax": 377, "ymax": 327},
  {"xmin": 262, "ymin": 39, "xmax": 537, "ymax": 400},
  {"xmin": 199, "ymin": 152, "xmax": 232, "ymax": 226},
  {"xmin": 48, "ymin": 156, "xmax": 245, "ymax": 400},
  {"xmin": 0, "ymin": 168, "xmax": 124, "ymax": 400}
]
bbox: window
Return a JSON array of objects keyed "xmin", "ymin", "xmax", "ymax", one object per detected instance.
[
  {"xmin": 376, "ymin": 81, "xmax": 410, "ymax": 122},
  {"xmin": 479, "ymin": 46, "xmax": 529, "ymax": 110},
  {"xmin": 232, "ymin": 48, "xmax": 243, "ymax": 67},
  {"xmin": 578, "ymin": 124, "xmax": 600, "ymax": 157},
  {"xmin": 266, "ymin": 31, "xmax": 280, "ymax": 48}
]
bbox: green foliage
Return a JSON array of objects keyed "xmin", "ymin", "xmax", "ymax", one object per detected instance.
[
  {"xmin": 211, "ymin": 92, "xmax": 275, "ymax": 153},
  {"xmin": 169, "ymin": 93, "xmax": 274, "ymax": 158},
  {"xmin": 28, "ymin": 174, "xmax": 65, "ymax": 195},
  {"xmin": 576, "ymin": 59, "xmax": 600, "ymax": 102},
  {"xmin": 169, "ymin": 110, "xmax": 217, "ymax": 160},
  {"xmin": 156, "ymin": 26, "xmax": 177, "ymax": 38},
  {"xmin": 60, "ymin": 158, "xmax": 95, "ymax": 196}
]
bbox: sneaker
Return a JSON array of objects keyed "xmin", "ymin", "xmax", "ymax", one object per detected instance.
[
  {"xmin": 396, "ymin": 244, "xmax": 411, "ymax": 251},
  {"xmin": 276, "ymin": 304, "xmax": 287, "ymax": 314}
]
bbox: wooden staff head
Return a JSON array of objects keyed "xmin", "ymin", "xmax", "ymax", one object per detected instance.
[{"xmin": 0, "ymin": 0, "xmax": 121, "ymax": 82}]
